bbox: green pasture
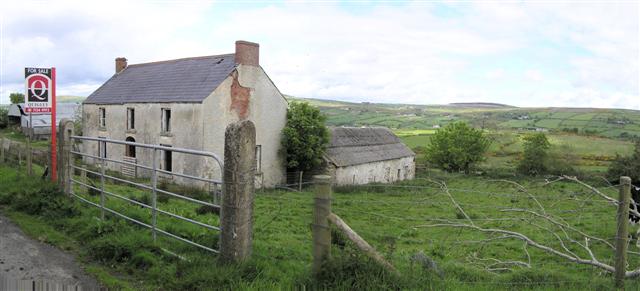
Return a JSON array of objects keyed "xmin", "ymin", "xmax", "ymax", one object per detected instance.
[{"xmin": 2, "ymin": 163, "xmax": 637, "ymax": 290}]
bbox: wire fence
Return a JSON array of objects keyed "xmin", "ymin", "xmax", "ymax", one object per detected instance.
[{"xmin": 263, "ymin": 172, "xmax": 640, "ymax": 288}]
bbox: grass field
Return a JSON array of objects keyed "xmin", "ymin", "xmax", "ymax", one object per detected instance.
[
  {"xmin": 396, "ymin": 130, "xmax": 634, "ymax": 173},
  {"xmin": 290, "ymin": 97, "xmax": 640, "ymax": 140},
  {"xmin": 1, "ymin": 162, "xmax": 638, "ymax": 290}
]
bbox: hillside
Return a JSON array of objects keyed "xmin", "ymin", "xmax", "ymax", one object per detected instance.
[{"xmin": 286, "ymin": 96, "xmax": 640, "ymax": 140}]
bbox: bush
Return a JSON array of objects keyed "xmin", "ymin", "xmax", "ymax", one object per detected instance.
[
  {"xmin": 281, "ymin": 101, "xmax": 330, "ymax": 172},
  {"xmin": 425, "ymin": 122, "xmax": 491, "ymax": 173},
  {"xmin": 607, "ymin": 140, "xmax": 640, "ymax": 182},
  {"xmin": 0, "ymin": 107, "xmax": 8, "ymax": 129},
  {"xmin": 517, "ymin": 133, "xmax": 550, "ymax": 175},
  {"xmin": 10, "ymin": 182, "xmax": 78, "ymax": 219}
]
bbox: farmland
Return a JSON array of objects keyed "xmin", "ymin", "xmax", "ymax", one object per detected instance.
[
  {"xmin": 288, "ymin": 96, "xmax": 639, "ymax": 173},
  {"xmin": 293, "ymin": 96, "xmax": 640, "ymax": 140},
  {"xmin": 1, "ymin": 162, "xmax": 636, "ymax": 290},
  {"xmin": 1, "ymin": 97, "xmax": 639, "ymax": 289}
]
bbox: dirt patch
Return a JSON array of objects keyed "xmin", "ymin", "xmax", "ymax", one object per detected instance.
[{"xmin": 0, "ymin": 211, "xmax": 100, "ymax": 289}]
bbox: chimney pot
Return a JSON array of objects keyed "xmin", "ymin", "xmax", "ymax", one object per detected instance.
[
  {"xmin": 235, "ymin": 41, "xmax": 259, "ymax": 66},
  {"xmin": 115, "ymin": 57, "xmax": 128, "ymax": 73}
]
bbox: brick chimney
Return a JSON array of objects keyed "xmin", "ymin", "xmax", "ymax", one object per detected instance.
[
  {"xmin": 235, "ymin": 41, "xmax": 259, "ymax": 66},
  {"xmin": 115, "ymin": 57, "xmax": 128, "ymax": 73}
]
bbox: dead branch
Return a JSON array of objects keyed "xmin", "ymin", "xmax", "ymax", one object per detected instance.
[
  {"xmin": 467, "ymin": 252, "xmax": 530, "ymax": 273},
  {"xmin": 501, "ymin": 208, "xmax": 615, "ymax": 250},
  {"xmin": 561, "ymin": 175, "xmax": 640, "ymax": 218},
  {"xmin": 427, "ymin": 178, "xmax": 474, "ymax": 226},
  {"xmin": 489, "ymin": 179, "xmax": 546, "ymax": 214}
]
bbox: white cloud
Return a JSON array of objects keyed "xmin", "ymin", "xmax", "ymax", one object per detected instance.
[
  {"xmin": 524, "ymin": 69, "xmax": 543, "ymax": 82},
  {"xmin": 0, "ymin": 1, "xmax": 637, "ymax": 109}
]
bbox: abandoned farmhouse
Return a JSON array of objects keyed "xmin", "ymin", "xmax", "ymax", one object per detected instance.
[
  {"xmin": 325, "ymin": 127, "xmax": 415, "ymax": 185},
  {"xmin": 82, "ymin": 41, "xmax": 287, "ymax": 188}
]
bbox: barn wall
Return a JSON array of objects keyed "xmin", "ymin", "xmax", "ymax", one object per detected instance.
[{"xmin": 333, "ymin": 156, "xmax": 415, "ymax": 186}]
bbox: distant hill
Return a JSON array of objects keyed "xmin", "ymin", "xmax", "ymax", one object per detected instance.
[
  {"xmin": 286, "ymin": 96, "xmax": 640, "ymax": 140},
  {"xmin": 448, "ymin": 102, "xmax": 515, "ymax": 108},
  {"xmin": 58, "ymin": 95, "xmax": 86, "ymax": 103}
]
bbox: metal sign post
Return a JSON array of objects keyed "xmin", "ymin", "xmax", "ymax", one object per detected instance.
[{"xmin": 51, "ymin": 68, "xmax": 57, "ymax": 181}]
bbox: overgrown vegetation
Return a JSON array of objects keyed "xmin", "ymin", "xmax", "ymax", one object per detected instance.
[
  {"xmin": 281, "ymin": 101, "xmax": 330, "ymax": 172},
  {"xmin": 426, "ymin": 122, "xmax": 490, "ymax": 173},
  {"xmin": 517, "ymin": 133, "xmax": 550, "ymax": 175},
  {"xmin": 0, "ymin": 106, "xmax": 8, "ymax": 128},
  {"xmin": 607, "ymin": 140, "xmax": 640, "ymax": 183},
  {"xmin": 9, "ymin": 92, "xmax": 24, "ymax": 104},
  {"xmin": 3, "ymin": 162, "xmax": 633, "ymax": 289}
]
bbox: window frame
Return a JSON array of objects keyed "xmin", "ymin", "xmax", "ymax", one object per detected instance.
[
  {"xmin": 161, "ymin": 108, "xmax": 171, "ymax": 133},
  {"xmin": 98, "ymin": 137, "xmax": 107, "ymax": 159},
  {"xmin": 126, "ymin": 107, "xmax": 135, "ymax": 130},
  {"xmin": 160, "ymin": 144, "xmax": 173, "ymax": 172},
  {"xmin": 99, "ymin": 107, "xmax": 106, "ymax": 129}
]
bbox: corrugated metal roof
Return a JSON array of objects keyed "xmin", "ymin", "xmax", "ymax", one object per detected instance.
[
  {"xmin": 84, "ymin": 54, "xmax": 236, "ymax": 104},
  {"xmin": 325, "ymin": 127, "xmax": 415, "ymax": 167}
]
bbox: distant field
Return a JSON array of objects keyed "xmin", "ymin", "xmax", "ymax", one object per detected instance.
[
  {"xmin": 290, "ymin": 96, "xmax": 640, "ymax": 141},
  {"xmin": 287, "ymin": 96, "xmax": 639, "ymax": 173},
  {"xmin": 396, "ymin": 129, "xmax": 634, "ymax": 173}
]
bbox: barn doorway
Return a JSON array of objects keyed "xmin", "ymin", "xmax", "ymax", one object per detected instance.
[{"xmin": 125, "ymin": 136, "xmax": 136, "ymax": 158}]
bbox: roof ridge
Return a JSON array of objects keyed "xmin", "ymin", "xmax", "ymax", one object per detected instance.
[{"xmin": 127, "ymin": 53, "xmax": 235, "ymax": 67}]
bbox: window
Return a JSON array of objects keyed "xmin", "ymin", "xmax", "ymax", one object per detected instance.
[
  {"xmin": 397, "ymin": 169, "xmax": 401, "ymax": 180},
  {"xmin": 125, "ymin": 136, "xmax": 136, "ymax": 158},
  {"xmin": 98, "ymin": 137, "xmax": 107, "ymax": 159},
  {"xmin": 127, "ymin": 108, "xmax": 135, "ymax": 130},
  {"xmin": 161, "ymin": 108, "xmax": 171, "ymax": 133},
  {"xmin": 255, "ymin": 145, "xmax": 262, "ymax": 172},
  {"xmin": 161, "ymin": 144, "xmax": 172, "ymax": 172},
  {"xmin": 99, "ymin": 107, "xmax": 106, "ymax": 128}
]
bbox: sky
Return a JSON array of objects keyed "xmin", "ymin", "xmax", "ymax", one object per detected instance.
[{"xmin": 0, "ymin": 0, "xmax": 638, "ymax": 109}]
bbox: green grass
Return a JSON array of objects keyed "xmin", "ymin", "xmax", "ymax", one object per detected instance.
[
  {"xmin": 0, "ymin": 127, "xmax": 50, "ymax": 149},
  {"xmin": 2, "ymin": 162, "xmax": 639, "ymax": 289},
  {"xmin": 399, "ymin": 130, "xmax": 634, "ymax": 173},
  {"xmin": 288, "ymin": 96, "xmax": 640, "ymax": 142}
]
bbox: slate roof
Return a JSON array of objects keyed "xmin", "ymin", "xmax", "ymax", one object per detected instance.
[
  {"xmin": 325, "ymin": 127, "xmax": 415, "ymax": 167},
  {"xmin": 84, "ymin": 54, "xmax": 237, "ymax": 104}
]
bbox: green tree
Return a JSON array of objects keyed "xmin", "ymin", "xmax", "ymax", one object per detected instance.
[
  {"xmin": 425, "ymin": 122, "xmax": 490, "ymax": 173},
  {"xmin": 281, "ymin": 101, "xmax": 330, "ymax": 172},
  {"xmin": 607, "ymin": 140, "xmax": 640, "ymax": 183},
  {"xmin": 517, "ymin": 133, "xmax": 551, "ymax": 175},
  {"xmin": 9, "ymin": 92, "xmax": 24, "ymax": 104}
]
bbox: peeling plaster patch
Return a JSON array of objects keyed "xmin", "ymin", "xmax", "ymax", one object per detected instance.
[{"xmin": 230, "ymin": 70, "xmax": 251, "ymax": 120}]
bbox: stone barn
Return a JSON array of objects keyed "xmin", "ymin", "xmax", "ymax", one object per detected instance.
[
  {"xmin": 82, "ymin": 40, "xmax": 287, "ymax": 188},
  {"xmin": 324, "ymin": 127, "xmax": 415, "ymax": 185}
]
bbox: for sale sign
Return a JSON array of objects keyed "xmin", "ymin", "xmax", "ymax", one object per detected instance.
[{"xmin": 24, "ymin": 67, "xmax": 52, "ymax": 113}]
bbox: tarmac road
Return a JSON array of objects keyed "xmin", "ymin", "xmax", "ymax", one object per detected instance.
[{"xmin": 0, "ymin": 210, "xmax": 100, "ymax": 290}]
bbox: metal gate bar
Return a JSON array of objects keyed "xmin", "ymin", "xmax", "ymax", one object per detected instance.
[{"xmin": 68, "ymin": 135, "xmax": 223, "ymax": 253}]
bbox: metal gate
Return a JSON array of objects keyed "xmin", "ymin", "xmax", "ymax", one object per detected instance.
[{"xmin": 68, "ymin": 135, "xmax": 223, "ymax": 253}]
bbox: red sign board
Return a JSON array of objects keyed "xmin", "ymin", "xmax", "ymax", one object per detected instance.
[
  {"xmin": 24, "ymin": 67, "xmax": 53, "ymax": 113},
  {"xmin": 24, "ymin": 67, "xmax": 57, "ymax": 181}
]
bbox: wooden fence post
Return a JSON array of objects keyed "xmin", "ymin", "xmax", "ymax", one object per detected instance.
[
  {"xmin": 0, "ymin": 138, "xmax": 5, "ymax": 163},
  {"xmin": 57, "ymin": 119, "xmax": 74, "ymax": 194},
  {"xmin": 312, "ymin": 174, "xmax": 332, "ymax": 275},
  {"xmin": 615, "ymin": 176, "xmax": 631, "ymax": 288},
  {"xmin": 27, "ymin": 135, "xmax": 33, "ymax": 176},
  {"xmin": 299, "ymin": 171, "xmax": 304, "ymax": 192},
  {"xmin": 220, "ymin": 120, "xmax": 256, "ymax": 263}
]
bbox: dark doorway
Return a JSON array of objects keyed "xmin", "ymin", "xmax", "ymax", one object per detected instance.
[{"xmin": 125, "ymin": 136, "xmax": 136, "ymax": 158}]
